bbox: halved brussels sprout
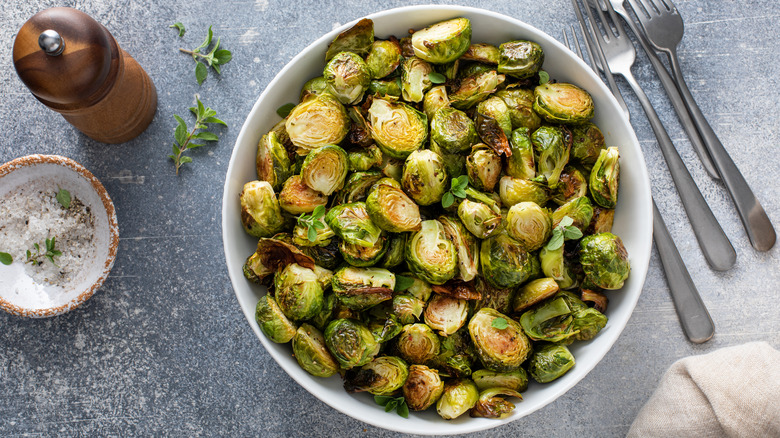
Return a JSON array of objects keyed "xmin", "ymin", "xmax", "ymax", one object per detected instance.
[
  {"xmin": 569, "ymin": 302, "xmax": 608, "ymax": 342},
  {"xmin": 480, "ymin": 233, "xmax": 537, "ymax": 289},
  {"xmin": 293, "ymin": 216, "xmax": 334, "ymax": 247},
  {"xmin": 570, "ymin": 122, "xmax": 606, "ymax": 169},
  {"xmin": 472, "ymin": 276, "xmax": 514, "ymax": 315},
  {"xmin": 278, "ymin": 175, "xmax": 328, "ymax": 215},
  {"xmin": 393, "ymin": 294, "xmax": 425, "ymax": 325},
  {"xmin": 411, "ymin": 17, "xmax": 472, "ymax": 64},
  {"xmin": 339, "ymin": 237, "xmax": 387, "ymax": 267},
  {"xmin": 255, "ymin": 294, "xmax": 297, "ymax": 343},
  {"xmin": 424, "ymin": 294, "xmax": 469, "ymax": 336},
  {"xmin": 458, "ymin": 62, "xmax": 494, "ymax": 78},
  {"xmin": 496, "ymin": 87, "xmax": 542, "ymax": 131},
  {"xmin": 300, "ymin": 76, "xmax": 328, "ymax": 100},
  {"xmin": 430, "ymin": 107, "xmax": 479, "ymax": 154},
  {"xmin": 325, "ymin": 202, "xmax": 383, "ymax": 248},
  {"xmin": 300, "ymin": 144, "xmax": 349, "ymax": 195},
  {"xmin": 324, "ymin": 51, "xmax": 371, "ymax": 105},
  {"xmin": 540, "ymin": 245, "xmax": 578, "ymax": 290},
  {"xmin": 474, "ymin": 107, "xmax": 511, "ymax": 158},
  {"xmin": 401, "ymin": 57, "xmax": 434, "ymax": 103},
  {"xmin": 333, "ymin": 171, "xmax": 383, "ymax": 205},
  {"xmin": 368, "ymin": 98, "xmax": 428, "ymax": 159},
  {"xmin": 243, "ymin": 253, "xmax": 263, "ymax": 284},
  {"xmin": 429, "ymin": 139, "xmax": 466, "ymax": 178},
  {"xmin": 368, "ymin": 313, "xmax": 403, "ymax": 344},
  {"xmin": 477, "ymin": 96, "xmax": 512, "ymax": 137},
  {"xmin": 396, "ymin": 323, "xmax": 441, "ymax": 364},
  {"xmin": 497, "ymin": 40, "xmax": 544, "ymax": 79},
  {"xmin": 519, "ymin": 293, "xmax": 579, "ymax": 343},
  {"xmin": 437, "ymin": 216, "xmax": 479, "ymax": 282},
  {"xmin": 344, "ymin": 356, "xmax": 409, "ymax": 395},
  {"xmin": 405, "ymin": 220, "xmax": 457, "ymax": 285},
  {"xmin": 589, "ymin": 147, "xmax": 620, "ymax": 209},
  {"xmin": 513, "ymin": 277, "xmax": 560, "ymax": 313},
  {"xmin": 423, "ymin": 86, "xmax": 451, "ymax": 120},
  {"xmin": 499, "ymin": 176, "xmax": 550, "ymax": 207},
  {"xmin": 552, "ymin": 196, "xmax": 594, "ymax": 232},
  {"xmin": 506, "ymin": 127, "xmax": 536, "ymax": 180},
  {"xmin": 325, "ymin": 318, "xmax": 380, "ymax": 369},
  {"xmin": 432, "ymin": 329, "xmax": 477, "ymax": 379},
  {"xmin": 472, "ymin": 369, "xmax": 528, "ymax": 393},
  {"xmin": 470, "ymin": 387, "xmax": 523, "ymax": 419},
  {"xmin": 404, "ymin": 273, "xmax": 433, "ymax": 302},
  {"xmin": 310, "ymin": 292, "xmax": 336, "ymax": 331},
  {"xmin": 527, "ymin": 344, "xmax": 575, "ymax": 383},
  {"xmin": 293, "ymin": 323, "xmax": 340, "ymax": 378},
  {"xmin": 449, "ymin": 70, "xmax": 505, "ymax": 109},
  {"xmin": 256, "ymin": 131, "xmax": 292, "ymax": 192},
  {"xmin": 332, "ymin": 265, "xmax": 395, "ymax": 311},
  {"xmin": 366, "ymin": 182, "xmax": 422, "ymax": 233},
  {"xmin": 587, "ymin": 206, "xmax": 615, "ymax": 235},
  {"xmin": 552, "ymin": 166, "xmax": 588, "ymax": 206},
  {"xmin": 286, "ymin": 93, "xmax": 350, "ymax": 154},
  {"xmin": 313, "ymin": 265, "xmax": 333, "ymax": 290},
  {"xmin": 367, "ymin": 79, "xmax": 402, "ymax": 97},
  {"xmin": 506, "ymin": 202, "xmax": 552, "ymax": 251},
  {"xmin": 579, "ymin": 232, "xmax": 630, "ymax": 290},
  {"xmin": 348, "ymin": 145, "xmax": 383, "ymax": 172},
  {"xmin": 466, "ymin": 145, "xmax": 502, "ymax": 192},
  {"xmin": 378, "ymin": 233, "xmax": 408, "ymax": 269},
  {"xmin": 533, "ymin": 82, "xmax": 595, "ymax": 124},
  {"xmin": 325, "ymin": 18, "xmax": 374, "ymax": 61},
  {"xmin": 401, "ymin": 149, "xmax": 448, "ymax": 206},
  {"xmin": 274, "ymin": 263, "xmax": 325, "ymax": 322},
  {"xmin": 458, "ymin": 199, "xmax": 502, "ymax": 239},
  {"xmin": 244, "ymin": 237, "xmax": 316, "ymax": 281},
  {"xmin": 437, "ymin": 379, "xmax": 479, "ymax": 420},
  {"xmin": 469, "ymin": 308, "xmax": 533, "ymax": 372},
  {"xmin": 461, "ymin": 43, "xmax": 499, "ymax": 64},
  {"xmin": 532, "ymin": 125, "xmax": 572, "ymax": 188},
  {"xmin": 240, "ymin": 180, "xmax": 286, "ymax": 238},
  {"xmin": 366, "ymin": 39, "xmax": 402, "ymax": 79},
  {"xmin": 404, "ymin": 364, "xmax": 445, "ymax": 411}
]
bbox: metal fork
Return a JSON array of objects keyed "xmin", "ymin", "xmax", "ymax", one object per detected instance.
[
  {"xmin": 564, "ymin": 17, "xmax": 714, "ymax": 344},
  {"xmin": 627, "ymin": 0, "xmax": 776, "ymax": 252},
  {"xmin": 572, "ymin": 0, "xmax": 736, "ymax": 272}
]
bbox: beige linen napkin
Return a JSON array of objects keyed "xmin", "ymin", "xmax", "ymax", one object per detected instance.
[{"xmin": 627, "ymin": 342, "xmax": 780, "ymax": 437}]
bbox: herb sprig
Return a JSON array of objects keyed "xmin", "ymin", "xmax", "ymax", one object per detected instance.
[
  {"xmin": 546, "ymin": 216, "xmax": 583, "ymax": 251},
  {"xmin": 296, "ymin": 205, "xmax": 327, "ymax": 242},
  {"xmin": 442, "ymin": 175, "xmax": 469, "ymax": 208},
  {"xmin": 170, "ymin": 96, "xmax": 226, "ymax": 175},
  {"xmin": 0, "ymin": 252, "xmax": 12, "ymax": 266},
  {"xmin": 26, "ymin": 237, "xmax": 61, "ymax": 267},
  {"xmin": 374, "ymin": 395, "xmax": 409, "ymax": 418},
  {"xmin": 178, "ymin": 26, "xmax": 233, "ymax": 85}
]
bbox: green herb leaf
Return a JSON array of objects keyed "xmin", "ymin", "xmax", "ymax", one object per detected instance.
[
  {"xmin": 307, "ymin": 226, "xmax": 318, "ymax": 242},
  {"xmin": 0, "ymin": 252, "xmax": 12, "ymax": 265},
  {"xmin": 394, "ymin": 275, "xmax": 415, "ymax": 293},
  {"xmin": 385, "ymin": 400, "xmax": 397, "ymax": 412},
  {"xmin": 396, "ymin": 400, "xmax": 409, "ymax": 418},
  {"xmin": 214, "ymin": 49, "xmax": 233, "ymax": 65},
  {"xmin": 169, "ymin": 22, "xmax": 186, "ymax": 37},
  {"xmin": 195, "ymin": 62, "xmax": 208, "ymax": 85},
  {"xmin": 546, "ymin": 230, "xmax": 564, "ymax": 251},
  {"xmin": 428, "ymin": 72, "xmax": 446, "ymax": 84},
  {"xmin": 559, "ymin": 216, "xmax": 574, "ymax": 228},
  {"xmin": 441, "ymin": 191, "xmax": 455, "ymax": 208},
  {"xmin": 276, "ymin": 103, "xmax": 296, "ymax": 118},
  {"xmin": 170, "ymin": 96, "xmax": 224, "ymax": 175},
  {"xmin": 202, "ymin": 116, "xmax": 227, "ymax": 126},
  {"xmin": 491, "ymin": 317, "xmax": 509, "ymax": 330},
  {"xmin": 539, "ymin": 70, "xmax": 550, "ymax": 85},
  {"xmin": 374, "ymin": 395, "xmax": 393, "ymax": 407},
  {"xmin": 194, "ymin": 131, "xmax": 219, "ymax": 141},
  {"xmin": 55, "ymin": 188, "xmax": 71, "ymax": 209},
  {"xmin": 563, "ymin": 226, "xmax": 583, "ymax": 240}
]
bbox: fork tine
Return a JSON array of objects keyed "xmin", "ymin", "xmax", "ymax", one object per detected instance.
[
  {"xmin": 601, "ymin": 0, "xmax": 630, "ymax": 39},
  {"xmin": 626, "ymin": 0, "xmax": 651, "ymax": 19},
  {"xmin": 569, "ymin": 24, "xmax": 586, "ymax": 61}
]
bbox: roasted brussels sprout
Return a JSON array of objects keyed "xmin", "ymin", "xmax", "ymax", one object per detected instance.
[
  {"xmin": 449, "ymin": 70, "xmax": 505, "ymax": 109},
  {"xmin": 255, "ymin": 294, "xmax": 297, "ymax": 343},
  {"xmin": 470, "ymin": 387, "xmax": 523, "ymax": 419},
  {"xmin": 505, "ymin": 202, "xmax": 552, "ymax": 251},
  {"xmin": 480, "ymin": 233, "xmax": 537, "ymax": 289},
  {"xmin": 570, "ymin": 122, "xmax": 606, "ymax": 169},
  {"xmin": 438, "ymin": 216, "xmax": 479, "ymax": 282},
  {"xmin": 300, "ymin": 76, "xmax": 328, "ymax": 100},
  {"xmin": 366, "ymin": 39, "xmax": 402, "ymax": 79},
  {"xmin": 310, "ymin": 292, "xmax": 337, "ymax": 331},
  {"xmin": 324, "ymin": 318, "xmax": 380, "ymax": 369},
  {"xmin": 457, "ymin": 199, "xmax": 502, "ymax": 239},
  {"xmin": 424, "ymin": 294, "xmax": 469, "ymax": 336},
  {"xmin": 469, "ymin": 308, "xmax": 532, "ymax": 372},
  {"xmin": 367, "ymin": 79, "xmax": 402, "ymax": 97},
  {"xmin": 579, "ymin": 232, "xmax": 630, "ymax": 290},
  {"xmin": 405, "ymin": 220, "xmax": 457, "ymax": 285},
  {"xmin": 404, "ymin": 364, "xmax": 445, "ymax": 411},
  {"xmin": 587, "ymin": 206, "xmax": 615, "ymax": 235},
  {"xmin": 462, "ymin": 43, "xmax": 499, "ymax": 64},
  {"xmin": 519, "ymin": 294, "xmax": 578, "ymax": 342},
  {"xmin": 552, "ymin": 196, "xmax": 594, "ymax": 232},
  {"xmin": 411, "ymin": 17, "xmax": 472, "ymax": 64},
  {"xmin": 368, "ymin": 313, "xmax": 403, "ymax": 344},
  {"xmin": 324, "ymin": 51, "xmax": 371, "ymax": 105},
  {"xmin": 339, "ymin": 237, "xmax": 388, "ymax": 267},
  {"xmin": 527, "ymin": 344, "xmax": 575, "ymax": 383},
  {"xmin": 256, "ymin": 131, "xmax": 292, "ymax": 192},
  {"xmin": 472, "ymin": 369, "xmax": 528, "ymax": 392},
  {"xmin": 348, "ymin": 145, "xmax": 383, "ymax": 172},
  {"xmin": 533, "ymin": 82, "xmax": 594, "ymax": 125},
  {"xmin": 496, "ymin": 87, "xmax": 542, "ymax": 131},
  {"xmin": 552, "ymin": 166, "xmax": 588, "ymax": 206},
  {"xmin": 401, "ymin": 149, "xmax": 448, "ymax": 206},
  {"xmin": 539, "ymin": 244, "xmax": 578, "ymax": 290},
  {"xmin": 240, "ymin": 180, "xmax": 286, "ymax": 238},
  {"xmin": 393, "ymin": 294, "xmax": 425, "ymax": 325},
  {"xmin": 458, "ymin": 62, "xmax": 494, "ymax": 78},
  {"xmin": 466, "ymin": 145, "xmax": 502, "ymax": 192},
  {"xmin": 293, "ymin": 216, "xmax": 334, "ymax": 247},
  {"xmin": 313, "ymin": 265, "xmax": 334, "ymax": 290},
  {"xmin": 378, "ymin": 233, "xmax": 408, "ymax": 269},
  {"xmin": 532, "ymin": 125, "xmax": 572, "ymax": 188},
  {"xmin": 396, "ymin": 323, "xmax": 441, "ymax": 364},
  {"xmin": 437, "ymin": 379, "xmax": 480, "ymax": 420},
  {"xmin": 366, "ymin": 181, "xmax": 422, "ymax": 232},
  {"xmin": 512, "ymin": 277, "xmax": 560, "ymax": 313},
  {"xmin": 293, "ymin": 323, "xmax": 340, "ymax": 377},
  {"xmin": 497, "ymin": 40, "xmax": 544, "ymax": 79},
  {"xmin": 476, "ymin": 96, "xmax": 512, "ymax": 137},
  {"xmin": 404, "ymin": 273, "xmax": 433, "ymax": 302},
  {"xmin": 506, "ymin": 127, "xmax": 536, "ymax": 180},
  {"xmin": 278, "ymin": 175, "xmax": 328, "ymax": 215},
  {"xmin": 570, "ymin": 304, "xmax": 608, "ymax": 341},
  {"xmin": 286, "ymin": 93, "xmax": 350, "ymax": 154},
  {"xmin": 430, "ymin": 107, "xmax": 479, "ymax": 154},
  {"xmin": 274, "ymin": 263, "xmax": 325, "ymax": 321},
  {"xmin": 423, "ymin": 86, "xmax": 451, "ymax": 120},
  {"xmin": 499, "ymin": 176, "xmax": 550, "ymax": 207},
  {"xmin": 325, "ymin": 202, "xmax": 383, "ymax": 248},
  {"xmin": 332, "ymin": 265, "xmax": 395, "ymax": 310},
  {"xmin": 472, "ymin": 276, "xmax": 514, "ymax": 315},
  {"xmin": 325, "ymin": 18, "xmax": 374, "ymax": 61},
  {"xmin": 300, "ymin": 144, "xmax": 349, "ymax": 195},
  {"xmin": 344, "ymin": 355, "xmax": 409, "ymax": 395},
  {"xmin": 401, "ymin": 57, "xmax": 434, "ymax": 103},
  {"xmin": 334, "ymin": 171, "xmax": 383, "ymax": 205},
  {"xmin": 589, "ymin": 147, "xmax": 620, "ymax": 209},
  {"xmin": 368, "ymin": 98, "xmax": 428, "ymax": 159},
  {"xmin": 429, "ymin": 139, "xmax": 466, "ymax": 178}
]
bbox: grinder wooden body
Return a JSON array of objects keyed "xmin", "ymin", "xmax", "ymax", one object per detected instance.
[{"xmin": 12, "ymin": 7, "xmax": 157, "ymax": 144}]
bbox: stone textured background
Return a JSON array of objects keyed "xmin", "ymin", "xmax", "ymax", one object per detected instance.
[{"xmin": 1, "ymin": 0, "xmax": 778, "ymax": 436}]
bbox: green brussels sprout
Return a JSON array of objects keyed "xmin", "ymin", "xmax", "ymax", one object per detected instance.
[
  {"xmin": 497, "ymin": 40, "xmax": 544, "ymax": 79},
  {"xmin": 393, "ymin": 294, "xmax": 425, "ymax": 325},
  {"xmin": 405, "ymin": 220, "xmax": 458, "ymax": 285},
  {"xmin": 367, "ymin": 79, "xmax": 402, "ymax": 97},
  {"xmin": 570, "ymin": 122, "xmax": 606, "ymax": 170},
  {"xmin": 469, "ymin": 308, "xmax": 532, "ymax": 372},
  {"xmin": 423, "ymin": 294, "xmax": 469, "ymax": 336},
  {"xmin": 461, "ymin": 43, "xmax": 499, "ymax": 64},
  {"xmin": 339, "ymin": 237, "xmax": 387, "ymax": 267},
  {"xmin": 244, "ymin": 236, "xmax": 317, "ymax": 281},
  {"xmin": 496, "ymin": 87, "xmax": 542, "ymax": 131},
  {"xmin": 300, "ymin": 76, "xmax": 328, "ymax": 100},
  {"xmin": 429, "ymin": 139, "xmax": 466, "ymax": 178},
  {"xmin": 579, "ymin": 232, "xmax": 630, "ymax": 290},
  {"xmin": 533, "ymin": 82, "xmax": 595, "ymax": 124},
  {"xmin": 532, "ymin": 125, "xmax": 572, "ymax": 188},
  {"xmin": 527, "ymin": 344, "xmax": 575, "ymax": 383},
  {"xmin": 325, "ymin": 202, "xmax": 383, "ymax": 248},
  {"xmin": 332, "ymin": 265, "xmax": 395, "ymax": 311},
  {"xmin": 274, "ymin": 263, "xmax": 324, "ymax": 321},
  {"xmin": 512, "ymin": 277, "xmax": 560, "ymax": 313},
  {"xmin": 474, "ymin": 109, "xmax": 511, "ymax": 158},
  {"xmin": 470, "ymin": 387, "xmax": 524, "ymax": 419},
  {"xmin": 396, "ymin": 323, "xmax": 441, "ymax": 364},
  {"xmin": 457, "ymin": 199, "xmax": 502, "ymax": 239},
  {"xmin": 480, "ymin": 232, "xmax": 537, "ymax": 289},
  {"xmin": 430, "ymin": 107, "xmax": 479, "ymax": 154},
  {"xmin": 300, "ymin": 145, "xmax": 349, "ymax": 195},
  {"xmin": 313, "ymin": 265, "xmax": 333, "ymax": 290},
  {"xmin": 519, "ymin": 295, "xmax": 577, "ymax": 342},
  {"xmin": 368, "ymin": 98, "xmax": 428, "ymax": 159},
  {"xmin": 240, "ymin": 180, "xmax": 286, "ymax": 238},
  {"xmin": 366, "ymin": 183, "xmax": 422, "ymax": 233},
  {"xmin": 366, "ymin": 39, "xmax": 402, "ymax": 79},
  {"xmin": 325, "ymin": 18, "xmax": 374, "ymax": 61},
  {"xmin": 256, "ymin": 131, "xmax": 293, "ymax": 192},
  {"xmin": 255, "ymin": 294, "xmax": 297, "ymax": 343},
  {"xmin": 431, "ymin": 353, "xmax": 473, "ymax": 381},
  {"xmin": 348, "ymin": 145, "xmax": 383, "ymax": 172},
  {"xmin": 401, "ymin": 57, "xmax": 434, "ymax": 103},
  {"xmin": 344, "ymin": 356, "xmax": 409, "ymax": 395},
  {"xmin": 411, "ymin": 17, "xmax": 472, "ymax": 64},
  {"xmin": 437, "ymin": 379, "xmax": 479, "ymax": 420},
  {"xmin": 570, "ymin": 305, "xmax": 608, "ymax": 341},
  {"xmin": 476, "ymin": 96, "xmax": 512, "ymax": 137},
  {"xmin": 423, "ymin": 85, "xmax": 450, "ymax": 120},
  {"xmin": 436, "ymin": 328, "xmax": 477, "ymax": 371},
  {"xmin": 458, "ymin": 63, "xmax": 494, "ymax": 78},
  {"xmin": 449, "ymin": 70, "xmax": 505, "ymax": 109},
  {"xmin": 325, "ymin": 318, "xmax": 380, "ymax": 369},
  {"xmin": 368, "ymin": 313, "xmax": 403, "ymax": 344},
  {"xmin": 472, "ymin": 276, "xmax": 515, "ymax": 315},
  {"xmin": 539, "ymin": 245, "xmax": 578, "ymax": 290},
  {"xmin": 472, "ymin": 369, "xmax": 528, "ymax": 393},
  {"xmin": 403, "ymin": 365, "xmax": 445, "ymax": 411},
  {"xmin": 379, "ymin": 156, "xmax": 405, "ymax": 182},
  {"xmin": 437, "ymin": 216, "xmax": 479, "ymax": 282},
  {"xmin": 333, "ymin": 171, "xmax": 383, "ymax": 205},
  {"xmin": 505, "ymin": 202, "xmax": 552, "ymax": 251},
  {"xmin": 401, "ymin": 149, "xmax": 448, "ymax": 206},
  {"xmin": 506, "ymin": 127, "xmax": 536, "ymax": 180},
  {"xmin": 552, "ymin": 196, "xmax": 594, "ymax": 232},
  {"xmin": 293, "ymin": 216, "xmax": 335, "ymax": 247},
  {"xmin": 589, "ymin": 147, "xmax": 620, "ymax": 209},
  {"xmin": 466, "ymin": 146, "xmax": 502, "ymax": 192},
  {"xmin": 278, "ymin": 175, "xmax": 328, "ymax": 215},
  {"xmin": 243, "ymin": 252, "xmax": 263, "ymax": 284},
  {"xmin": 552, "ymin": 166, "xmax": 588, "ymax": 206},
  {"xmin": 293, "ymin": 323, "xmax": 340, "ymax": 378},
  {"xmin": 378, "ymin": 233, "xmax": 408, "ymax": 269},
  {"xmin": 324, "ymin": 51, "xmax": 371, "ymax": 104},
  {"xmin": 310, "ymin": 292, "xmax": 337, "ymax": 331},
  {"xmin": 404, "ymin": 273, "xmax": 433, "ymax": 302},
  {"xmin": 286, "ymin": 92, "xmax": 350, "ymax": 154},
  {"xmin": 587, "ymin": 206, "xmax": 615, "ymax": 235},
  {"xmin": 499, "ymin": 176, "xmax": 550, "ymax": 207},
  {"xmin": 439, "ymin": 59, "xmax": 460, "ymax": 80}
]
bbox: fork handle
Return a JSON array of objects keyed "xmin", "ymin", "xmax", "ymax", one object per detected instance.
[
  {"xmin": 653, "ymin": 200, "xmax": 715, "ymax": 343},
  {"xmin": 666, "ymin": 48, "xmax": 777, "ymax": 252},
  {"xmin": 620, "ymin": 71, "xmax": 736, "ymax": 270}
]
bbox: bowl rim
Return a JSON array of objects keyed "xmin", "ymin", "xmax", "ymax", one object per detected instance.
[
  {"xmin": 222, "ymin": 4, "xmax": 652, "ymax": 434},
  {"xmin": 0, "ymin": 154, "xmax": 119, "ymax": 318}
]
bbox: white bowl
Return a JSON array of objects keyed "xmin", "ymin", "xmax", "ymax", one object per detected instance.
[
  {"xmin": 222, "ymin": 5, "xmax": 652, "ymax": 434},
  {"xmin": 0, "ymin": 154, "xmax": 119, "ymax": 318}
]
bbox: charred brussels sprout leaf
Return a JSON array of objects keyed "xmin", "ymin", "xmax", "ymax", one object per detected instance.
[
  {"xmin": 278, "ymin": 175, "xmax": 328, "ymax": 215},
  {"xmin": 470, "ymin": 387, "xmax": 523, "ymax": 419},
  {"xmin": 255, "ymin": 294, "xmax": 297, "ymax": 343},
  {"xmin": 430, "ymin": 107, "xmax": 479, "ymax": 155},
  {"xmin": 344, "ymin": 356, "xmax": 409, "ymax": 395},
  {"xmin": 527, "ymin": 344, "xmax": 575, "ymax": 383},
  {"xmin": 589, "ymin": 147, "xmax": 620, "ymax": 209},
  {"xmin": 286, "ymin": 93, "xmax": 350, "ymax": 155},
  {"xmin": 531, "ymin": 125, "xmax": 572, "ymax": 188},
  {"xmin": 469, "ymin": 308, "xmax": 532, "ymax": 372},
  {"xmin": 368, "ymin": 98, "xmax": 428, "ymax": 160},
  {"xmin": 505, "ymin": 202, "xmax": 553, "ymax": 251},
  {"xmin": 411, "ymin": 18, "xmax": 472, "ymax": 64},
  {"xmin": 403, "ymin": 365, "xmax": 445, "ymax": 411},
  {"xmin": 366, "ymin": 39, "xmax": 402, "ymax": 79},
  {"xmin": 240, "ymin": 180, "xmax": 286, "ymax": 238},
  {"xmin": 293, "ymin": 323, "xmax": 340, "ymax": 377},
  {"xmin": 402, "ymin": 149, "xmax": 449, "ymax": 206},
  {"xmin": 405, "ymin": 220, "xmax": 458, "ymax": 285},
  {"xmin": 324, "ymin": 318, "xmax": 380, "ymax": 369},
  {"xmin": 480, "ymin": 233, "xmax": 537, "ymax": 289},
  {"xmin": 497, "ymin": 40, "xmax": 544, "ymax": 79},
  {"xmin": 332, "ymin": 266, "xmax": 395, "ymax": 311},
  {"xmin": 256, "ymin": 131, "xmax": 292, "ymax": 191},
  {"xmin": 533, "ymin": 82, "xmax": 594, "ymax": 125},
  {"xmin": 579, "ymin": 232, "xmax": 630, "ymax": 290},
  {"xmin": 300, "ymin": 144, "xmax": 349, "ymax": 195},
  {"xmin": 274, "ymin": 263, "xmax": 325, "ymax": 321},
  {"xmin": 396, "ymin": 323, "xmax": 441, "ymax": 364},
  {"xmin": 437, "ymin": 379, "xmax": 480, "ymax": 420}
]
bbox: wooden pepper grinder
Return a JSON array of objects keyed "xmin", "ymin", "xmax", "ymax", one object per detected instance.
[{"xmin": 12, "ymin": 7, "xmax": 157, "ymax": 144}]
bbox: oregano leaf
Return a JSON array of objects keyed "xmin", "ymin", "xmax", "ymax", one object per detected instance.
[
  {"xmin": 169, "ymin": 22, "xmax": 186, "ymax": 37},
  {"xmin": 491, "ymin": 317, "xmax": 509, "ymax": 330},
  {"xmin": 428, "ymin": 72, "xmax": 446, "ymax": 84},
  {"xmin": 0, "ymin": 252, "xmax": 12, "ymax": 265},
  {"xmin": 55, "ymin": 188, "xmax": 71, "ymax": 209},
  {"xmin": 195, "ymin": 62, "xmax": 208, "ymax": 85},
  {"xmin": 276, "ymin": 103, "xmax": 296, "ymax": 118}
]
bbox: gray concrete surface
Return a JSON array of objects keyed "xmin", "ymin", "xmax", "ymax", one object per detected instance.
[{"xmin": 1, "ymin": 0, "xmax": 778, "ymax": 436}]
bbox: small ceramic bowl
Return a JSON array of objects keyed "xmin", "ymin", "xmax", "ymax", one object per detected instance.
[{"xmin": 0, "ymin": 154, "xmax": 119, "ymax": 318}]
